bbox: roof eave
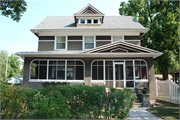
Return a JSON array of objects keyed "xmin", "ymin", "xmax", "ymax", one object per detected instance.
[{"xmin": 15, "ymin": 52, "xmax": 163, "ymax": 59}]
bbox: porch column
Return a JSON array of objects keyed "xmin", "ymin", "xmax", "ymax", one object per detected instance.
[
  {"xmin": 84, "ymin": 58, "xmax": 92, "ymax": 86},
  {"xmin": 145, "ymin": 57, "xmax": 156, "ymax": 100}
]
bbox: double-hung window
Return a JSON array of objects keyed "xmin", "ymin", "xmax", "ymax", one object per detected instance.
[
  {"xmin": 84, "ymin": 36, "xmax": 94, "ymax": 49},
  {"xmin": 56, "ymin": 36, "xmax": 66, "ymax": 50},
  {"xmin": 113, "ymin": 36, "xmax": 123, "ymax": 42}
]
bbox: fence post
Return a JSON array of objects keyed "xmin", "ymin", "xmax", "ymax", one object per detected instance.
[
  {"xmin": 177, "ymin": 87, "xmax": 180, "ymax": 119},
  {"xmin": 156, "ymin": 79, "xmax": 158, "ymax": 98},
  {"xmin": 169, "ymin": 79, "xmax": 172, "ymax": 102}
]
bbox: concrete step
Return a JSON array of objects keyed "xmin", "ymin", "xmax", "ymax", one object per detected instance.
[{"xmin": 133, "ymin": 103, "xmax": 143, "ymax": 108}]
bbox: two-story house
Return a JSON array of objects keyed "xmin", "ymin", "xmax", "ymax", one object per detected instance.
[{"xmin": 16, "ymin": 4, "xmax": 163, "ymax": 102}]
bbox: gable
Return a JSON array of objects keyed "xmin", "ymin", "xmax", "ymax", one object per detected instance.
[
  {"xmin": 75, "ymin": 4, "xmax": 104, "ymax": 15},
  {"xmin": 84, "ymin": 41, "xmax": 161, "ymax": 54}
]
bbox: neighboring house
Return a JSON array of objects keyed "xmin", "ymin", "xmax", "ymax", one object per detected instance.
[{"xmin": 15, "ymin": 4, "xmax": 163, "ymax": 101}]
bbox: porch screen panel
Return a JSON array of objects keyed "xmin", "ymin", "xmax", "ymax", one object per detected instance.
[
  {"xmin": 67, "ymin": 61, "xmax": 84, "ymax": 80},
  {"xmin": 48, "ymin": 61, "xmax": 57, "ymax": 79},
  {"xmin": 105, "ymin": 61, "xmax": 113, "ymax": 87},
  {"xmin": 57, "ymin": 61, "xmax": 65, "ymax": 80},
  {"xmin": 92, "ymin": 60, "xmax": 103, "ymax": 80},
  {"xmin": 135, "ymin": 60, "xmax": 147, "ymax": 80},
  {"xmin": 39, "ymin": 61, "xmax": 47, "ymax": 79},
  {"xmin": 30, "ymin": 60, "xmax": 39, "ymax": 79},
  {"xmin": 125, "ymin": 61, "xmax": 133, "ymax": 80}
]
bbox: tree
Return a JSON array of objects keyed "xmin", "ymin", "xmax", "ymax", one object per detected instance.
[
  {"xmin": 0, "ymin": 51, "xmax": 21, "ymax": 82},
  {"xmin": 119, "ymin": 0, "xmax": 179, "ymax": 80},
  {"xmin": 0, "ymin": 50, "xmax": 8, "ymax": 82},
  {"xmin": 0, "ymin": 0, "xmax": 27, "ymax": 22}
]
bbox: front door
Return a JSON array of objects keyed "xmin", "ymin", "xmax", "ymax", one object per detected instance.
[{"xmin": 113, "ymin": 62, "xmax": 125, "ymax": 88}]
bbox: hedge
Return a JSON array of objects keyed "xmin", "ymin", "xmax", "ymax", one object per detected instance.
[{"xmin": 1, "ymin": 82, "xmax": 136, "ymax": 119}]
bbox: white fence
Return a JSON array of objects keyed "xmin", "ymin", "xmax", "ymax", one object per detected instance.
[{"xmin": 156, "ymin": 79, "xmax": 180, "ymax": 104}]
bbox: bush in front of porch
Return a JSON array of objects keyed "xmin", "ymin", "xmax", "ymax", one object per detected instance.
[{"xmin": 1, "ymin": 82, "xmax": 136, "ymax": 119}]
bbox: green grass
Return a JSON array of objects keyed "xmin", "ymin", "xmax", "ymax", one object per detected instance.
[{"xmin": 147, "ymin": 105, "xmax": 179, "ymax": 119}]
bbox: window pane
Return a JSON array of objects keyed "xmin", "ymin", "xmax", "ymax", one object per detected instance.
[
  {"xmin": 81, "ymin": 19, "xmax": 85, "ymax": 23},
  {"xmin": 92, "ymin": 66, "xmax": 97, "ymax": 80},
  {"xmin": 76, "ymin": 61, "xmax": 83, "ymax": 65},
  {"xmin": 94, "ymin": 19, "xmax": 98, "ymax": 23},
  {"xmin": 85, "ymin": 43, "xmax": 94, "ymax": 49},
  {"xmin": 67, "ymin": 61, "xmax": 75, "ymax": 66},
  {"xmin": 105, "ymin": 61, "xmax": 113, "ymax": 66},
  {"xmin": 76, "ymin": 66, "xmax": 84, "ymax": 80},
  {"xmin": 67, "ymin": 66, "xmax": 74, "ymax": 80},
  {"xmin": 141, "ymin": 66, "xmax": 147, "ymax": 79},
  {"xmin": 98, "ymin": 66, "xmax": 103, "ymax": 80},
  {"xmin": 105, "ymin": 66, "xmax": 113, "ymax": 80},
  {"xmin": 58, "ymin": 61, "xmax": 65, "ymax": 66},
  {"xmin": 56, "ymin": 43, "xmax": 65, "ymax": 49},
  {"xmin": 92, "ymin": 61, "xmax": 97, "ymax": 66},
  {"xmin": 141, "ymin": 61, "xmax": 146, "ymax": 66},
  {"xmin": 135, "ymin": 66, "xmax": 141, "ymax": 79},
  {"xmin": 49, "ymin": 61, "xmax": 56, "ymax": 66},
  {"xmin": 57, "ymin": 36, "xmax": 66, "ymax": 42},
  {"xmin": 85, "ymin": 36, "xmax": 94, "ymax": 43},
  {"xmin": 39, "ymin": 66, "xmax": 47, "ymax": 79},
  {"xmin": 48, "ymin": 66, "xmax": 56, "ymax": 79},
  {"xmin": 57, "ymin": 66, "xmax": 65, "ymax": 80},
  {"xmin": 126, "ymin": 81, "xmax": 134, "ymax": 87},
  {"xmin": 126, "ymin": 66, "xmax": 133, "ymax": 80},
  {"xmin": 30, "ymin": 62, "xmax": 38, "ymax": 79},
  {"xmin": 113, "ymin": 36, "xmax": 122, "ymax": 42},
  {"xmin": 87, "ymin": 19, "xmax": 91, "ymax": 23}
]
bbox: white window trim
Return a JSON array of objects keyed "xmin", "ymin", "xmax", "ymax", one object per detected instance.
[
  {"xmin": 78, "ymin": 19, "xmax": 100, "ymax": 24},
  {"xmin": 83, "ymin": 35, "xmax": 95, "ymax": 50},
  {"xmin": 29, "ymin": 59, "xmax": 85, "ymax": 83},
  {"xmin": 111, "ymin": 35, "xmax": 124, "ymax": 43},
  {"xmin": 54, "ymin": 36, "xmax": 67, "ymax": 50},
  {"xmin": 91, "ymin": 59, "xmax": 148, "ymax": 88}
]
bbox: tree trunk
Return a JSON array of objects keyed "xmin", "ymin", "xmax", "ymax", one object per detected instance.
[{"xmin": 161, "ymin": 67, "xmax": 168, "ymax": 80}]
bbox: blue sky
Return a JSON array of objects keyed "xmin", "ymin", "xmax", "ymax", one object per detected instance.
[{"xmin": 0, "ymin": 0, "xmax": 128, "ymax": 60}]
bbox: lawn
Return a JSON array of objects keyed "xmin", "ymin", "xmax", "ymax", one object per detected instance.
[{"xmin": 147, "ymin": 105, "xmax": 179, "ymax": 119}]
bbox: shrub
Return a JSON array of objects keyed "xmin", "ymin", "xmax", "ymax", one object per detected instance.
[{"xmin": 1, "ymin": 83, "xmax": 136, "ymax": 119}]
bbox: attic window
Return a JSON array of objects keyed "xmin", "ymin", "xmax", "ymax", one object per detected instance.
[
  {"xmin": 87, "ymin": 19, "xmax": 91, "ymax": 23},
  {"xmin": 80, "ymin": 19, "xmax": 85, "ymax": 23},
  {"xmin": 94, "ymin": 19, "xmax": 98, "ymax": 23}
]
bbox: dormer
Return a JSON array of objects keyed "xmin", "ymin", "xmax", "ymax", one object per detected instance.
[{"xmin": 74, "ymin": 4, "xmax": 105, "ymax": 27}]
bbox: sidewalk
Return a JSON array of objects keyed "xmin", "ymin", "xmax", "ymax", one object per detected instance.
[{"xmin": 128, "ymin": 107, "xmax": 162, "ymax": 120}]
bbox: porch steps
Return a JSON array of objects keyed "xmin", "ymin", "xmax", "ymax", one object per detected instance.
[{"xmin": 133, "ymin": 98, "xmax": 142, "ymax": 108}]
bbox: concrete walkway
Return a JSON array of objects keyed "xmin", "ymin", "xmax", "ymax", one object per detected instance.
[{"xmin": 128, "ymin": 107, "xmax": 162, "ymax": 120}]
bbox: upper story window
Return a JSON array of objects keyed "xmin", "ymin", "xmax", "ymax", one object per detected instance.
[
  {"xmin": 56, "ymin": 36, "xmax": 66, "ymax": 50},
  {"xmin": 87, "ymin": 19, "xmax": 91, "ymax": 24},
  {"xmin": 80, "ymin": 19, "xmax": 85, "ymax": 24},
  {"xmin": 94, "ymin": 19, "xmax": 98, "ymax": 23},
  {"xmin": 113, "ymin": 36, "xmax": 123, "ymax": 42},
  {"xmin": 84, "ymin": 36, "xmax": 94, "ymax": 49},
  {"xmin": 79, "ymin": 19, "xmax": 100, "ymax": 24}
]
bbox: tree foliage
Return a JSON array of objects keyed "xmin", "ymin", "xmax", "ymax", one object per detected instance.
[
  {"xmin": 0, "ymin": 0, "xmax": 27, "ymax": 22},
  {"xmin": 119, "ymin": 0, "xmax": 179, "ymax": 79},
  {"xmin": 0, "ymin": 51, "xmax": 21, "ymax": 82}
]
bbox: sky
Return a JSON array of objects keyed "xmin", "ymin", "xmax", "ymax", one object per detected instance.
[{"xmin": 0, "ymin": 0, "xmax": 128, "ymax": 61}]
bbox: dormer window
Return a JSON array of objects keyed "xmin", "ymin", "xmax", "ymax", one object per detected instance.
[
  {"xmin": 87, "ymin": 19, "xmax": 91, "ymax": 24},
  {"xmin": 79, "ymin": 19, "xmax": 100, "ymax": 24},
  {"xmin": 94, "ymin": 19, "xmax": 98, "ymax": 24},
  {"xmin": 80, "ymin": 19, "xmax": 85, "ymax": 23}
]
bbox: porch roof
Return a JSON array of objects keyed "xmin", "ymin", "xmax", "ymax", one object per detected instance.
[{"xmin": 15, "ymin": 51, "xmax": 163, "ymax": 59}]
